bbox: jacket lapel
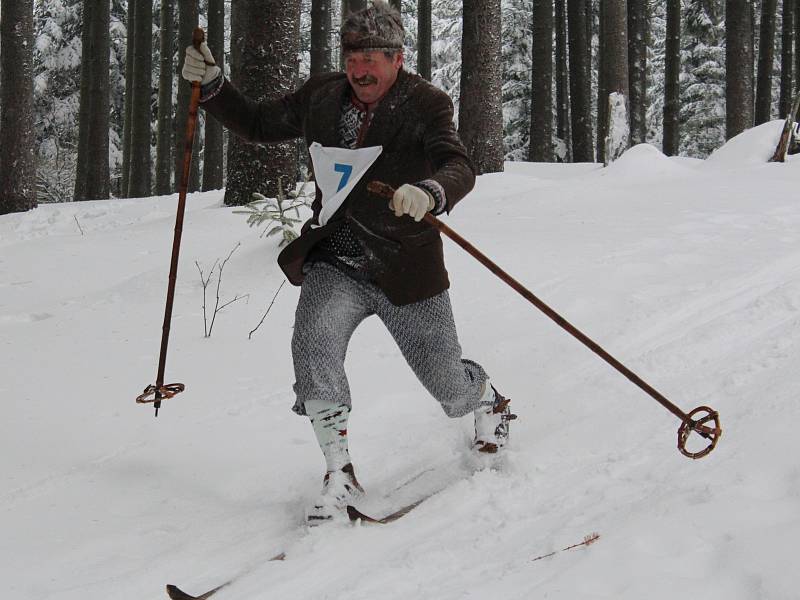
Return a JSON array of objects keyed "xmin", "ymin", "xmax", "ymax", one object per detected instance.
[
  {"xmin": 361, "ymin": 70, "xmax": 417, "ymax": 150},
  {"xmin": 306, "ymin": 77, "xmax": 349, "ymax": 148},
  {"xmin": 305, "ymin": 70, "xmax": 418, "ymax": 151}
]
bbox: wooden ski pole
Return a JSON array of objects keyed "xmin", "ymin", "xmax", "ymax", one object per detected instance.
[
  {"xmin": 136, "ymin": 27, "xmax": 211, "ymax": 416},
  {"xmin": 368, "ymin": 181, "xmax": 722, "ymax": 459}
]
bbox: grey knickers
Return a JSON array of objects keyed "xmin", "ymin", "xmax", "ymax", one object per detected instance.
[{"xmin": 291, "ymin": 262, "xmax": 488, "ymax": 418}]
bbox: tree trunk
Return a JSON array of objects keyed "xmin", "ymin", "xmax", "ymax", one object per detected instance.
[
  {"xmin": 343, "ymin": 0, "xmax": 367, "ymax": 16},
  {"xmin": 607, "ymin": 3, "xmax": 630, "ymax": 92},
  {"xmin": 156, "ymin": 0, "xmax": 175, "ymax": 195},
  {"xmin": 418, "ymin": 0, "xmax": 432, "ymax": 80},
  {"xmin": 567, "ymin": 0, "xmax": 594, "ymax": 161},
  {"xmin": 225, "ymin": 0, "xmax": 301, "ymax": 205},
  {"xmin": 628, "ymin": 0, "xmax": 648, "ymax": 145},
  {"xmin": 796, "ymin": 0, "xmax": 800, "ymax": 93},
  {"xmin": 202, "ymin": 0, "xmax": 225, "ymax": 191},
  {"xmin": 726, "ymin": 0, "xmax": 755, "ymax": 139},
  {"xmin": 755, "ymin": 0, "xmax": 777, "ymax": 124},
  {"xmin": 663, "ymin": 0, "xmax": 681, "ymax": 156},
  {"xmin": 175, "ymin": 0, "xmax": 200, "ymax": 193},
  {"xmin": 530, "ymin": 0, "xmax": 554, "ymax": 162},
  {"xmin": 555, "ymin": 0, "xmax": 570, "ymax": 160},
  {"xmin": 780, "ymin": 0, "xmax": 795, "ymax": 117},
  {"xmin": 0, "ymin": 0, "xmax": 36, "ymax": 214},
  {"xmin": 89, "ymin": 0, "xmax": 111, "ymax": 200},
  {"xmin": 121, "ymin": 0, "xmax": 135, "ymax": 197},
  {"xmin": 128, "ymin": 0, "xmax": 153, "ymax": 197},
  {"xmin": 311, "ymin": 0, "xmax": 333, "ymax": 75},
  {"xmin": 459, "ymin": 0, "xmax": 505, "ymax": 174},
  {"xmin": 601, "ymin": 0, "xmax": 629, "ymax": 163},
  {"xmin": 597, "ymin": 0, "xmax": 608, "ymax": 162},
  {"xmin": 74, "ymin": 2, "xmax": 93, "ymax": 201}
]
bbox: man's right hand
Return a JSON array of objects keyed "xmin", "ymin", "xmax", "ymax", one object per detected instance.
[{"xmin": 181, "ymin": 42, "xmax": 221, "ymax": 85}]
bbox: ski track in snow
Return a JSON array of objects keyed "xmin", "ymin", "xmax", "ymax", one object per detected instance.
[{"xmin": 2, "ymin": 123, "xmax": 800, "ymax": 599}]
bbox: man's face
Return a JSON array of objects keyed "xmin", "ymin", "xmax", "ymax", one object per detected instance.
[{"xmin": 345, "ymin": 50, "xmax": 403, "ymax": 105}]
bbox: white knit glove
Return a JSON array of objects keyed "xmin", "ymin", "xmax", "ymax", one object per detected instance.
[
  {"xmin": 390, "ymin": 184, "xmax": 434, "ymax": 222},
  {"xmin": 181, "ymin": 42, "xmax": 220, "ymax": 85}
]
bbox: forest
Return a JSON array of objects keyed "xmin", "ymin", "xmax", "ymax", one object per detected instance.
[{"xmin": 0, "ymin": 0, "xmax": 797, "ymax": 215}]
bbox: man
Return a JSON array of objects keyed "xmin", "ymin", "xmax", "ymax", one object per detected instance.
[{"xmin": 183, "ymin": 1, "xmax": 515, "ymax": 523}]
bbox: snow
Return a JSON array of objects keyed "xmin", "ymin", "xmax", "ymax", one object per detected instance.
[
  {"xmin": 706, "ymin": 120, "xmax": 785, "ymax": 166},
  {"xmin": 604, "ymin": 91, "xmax": 630, "ymax": 164},
  {"xmin": 3, "ymin": 123, "xmax": 800, "ymax": 599}
]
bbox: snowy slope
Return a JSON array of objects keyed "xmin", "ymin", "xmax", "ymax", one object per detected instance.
[{"xmin": 2, "ymin": 121, "xmax": 800, "ymax": 600}]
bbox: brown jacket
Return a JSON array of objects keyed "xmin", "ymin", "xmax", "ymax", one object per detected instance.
[{"xmin": 201, "ymin": 69, "xmax": 476, "ymax": 305}]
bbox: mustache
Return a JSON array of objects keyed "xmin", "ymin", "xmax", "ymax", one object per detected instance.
[{"xmin": 353, "ymin": 75, "xmax": 378, "ymax": 85}]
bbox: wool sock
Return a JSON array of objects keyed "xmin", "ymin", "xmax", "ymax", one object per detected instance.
[{"xmin": 305, "ymin": 399, "xmax": 352, "ymax": 472}]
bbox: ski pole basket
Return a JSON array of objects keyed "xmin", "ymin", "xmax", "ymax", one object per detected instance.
[
  {"xmin": 136, "ymin": 383, "xmax": 186, "ymax": 405},
  {"xmin": 677, "ymin": 405, "xmax": 722, "ymax": 459}
]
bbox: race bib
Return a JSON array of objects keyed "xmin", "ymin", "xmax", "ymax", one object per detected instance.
[{"xmin": 308, "ymin": 142, "xmax": 383, "ymax": 227}]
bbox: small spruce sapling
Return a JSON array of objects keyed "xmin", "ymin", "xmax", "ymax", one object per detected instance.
[{"xmin": 234, "ymin": 176, "xmax": 314, "ymax": 246}]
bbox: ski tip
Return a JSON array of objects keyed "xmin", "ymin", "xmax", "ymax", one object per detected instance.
[
  {"xmin": 166, "ymin": 583, "xmax": 226, "ymax": 600},
  {"xmin": 347, "ymin": 499, "xmax": 426, "ymax": 524},
  {"xmin": 166, "ymin": 584, "xmax": 195, "ymax": 600},
  {"xmin": 346, "ymin": 504, "xmax": 372, "ymax": 522}
]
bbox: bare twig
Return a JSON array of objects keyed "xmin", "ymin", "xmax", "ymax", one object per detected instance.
[
  {"xmin": 249, "ymin": 280, "xmax": 287, "ymax": 340},
  {"xmin": 208, "ymin": 243, "xmax": 242, "ymax": 337},
  {"xmin": 196, "ymin": 243, "xmax": 245, "ymax": 338},
  {"xmin": 531, "ymin": 532, "xmax": 600, "ymax": 562},
  {"xmin": 195, "ymin": 259, "xmax": 218, "ymax": 337}
]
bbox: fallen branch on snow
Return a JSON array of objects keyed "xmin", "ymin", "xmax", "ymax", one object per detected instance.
[{"xmin": 531, "ymin": 532, "xmax": 600, "ymax": 562}]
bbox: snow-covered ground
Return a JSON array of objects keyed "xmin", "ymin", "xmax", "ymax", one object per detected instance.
[{"xmin": 2, "ymin": 121, "xmax": 799, "ymax": 600}]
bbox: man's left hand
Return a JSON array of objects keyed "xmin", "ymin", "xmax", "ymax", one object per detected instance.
[{"xmin": 390, "ymin": 184, "xmax": 434, "ymax": 222}]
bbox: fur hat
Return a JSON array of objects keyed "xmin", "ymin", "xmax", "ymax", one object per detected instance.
[{"xmin": 341, "ymin": 1, "xmax": 404, "ymax": 53}]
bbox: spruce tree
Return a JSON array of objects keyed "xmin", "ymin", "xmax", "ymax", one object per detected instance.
[
  {"xmin": 311, "ymin": 0, "xmax": 333, "ymax": 74},
  {"xmin": 567, "ymin": 0, "xmax": 594, "ymax": 162},
  {"xmin": 663, "ymin": 0, "xmax": 680, "ymax": 155},
  {"xmin": 529, "ymin": 0, "xmax": 554, "ymax": 162},
  {"xmin": 502, "ymin": 0, "xmax": 533, "ymax": 161},
  {"xmin": 155, "ymin": 0, "xmax": 175, "ymax": 195},
  {"xmin": 225, "ymin": 0, "xmax": 301, "ymax": 205},
  {"xmin": 682, "ymin": 0, "xmax": 726, "ymax": 157},
  {"xmin": 202, "ymin": 0, "xmax": 225, "ymax": 191},
  {"xmin": 418, "ymin": 0, "xmax": 432, "ymax": 80},
  {"xmin": 598, "ymin": 0, "xmax": 629, "ymax": 163},
  {"xmin": 628, "ymin": 0, "xmax": 648, "ymax": 145},
  {"xmin": 780, "ymin": 0, "xmax": 795, "ymax": 117},
  {"xmin": 74, "ymin": 0, "xmax": 110, "ymax": 201},
  {"xmin": 755, "ymin": 0, "xmax": 777, "ymax": 125},
  {"xmin": 726, "ymin": 0, "xmax": 755, "ymax": 139},
  {"xmin": 459, "ymin": 0, "xmax": 504, "ymax": 173},
  {"xmin": 128, "ymin": 0, "xmax": 152, "ymax": 197},
  {"xmin": 121, "ymin": 0, "xmax": 135, "ymax": 197},
  {"xmin": 0, "ymin": 0, "xmax": 37, "ymax": 214},
  {"xmin": 555, "ymin": 0, "xmax": 571, "ymax": 160},
  {"xmin": 175, "ymin": 0, "xmax": 200, "ymax": 193}
]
